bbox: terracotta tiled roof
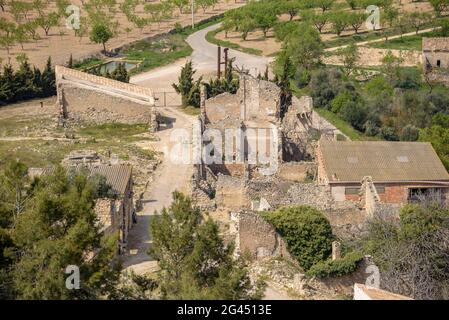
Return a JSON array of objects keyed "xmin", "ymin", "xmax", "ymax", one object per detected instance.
[
  {"xmin": 33, "ymin": 164, "xmax": 132, "ymax": 194},
  {"xmin": 85, "ymin": 164, "xmax": 132, "ymax": 195},
  {"xmin": 423, "ymin": 37, "xmax": 449, "ymax": 52},
  {"xmin": 319, "ymin": 140, "xmax": 449, "ymax": 183}
]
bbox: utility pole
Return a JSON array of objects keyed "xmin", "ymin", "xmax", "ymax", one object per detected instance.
[{"xmin": 191, "ymin": 0, "xmax": 195, "ymax": 29}]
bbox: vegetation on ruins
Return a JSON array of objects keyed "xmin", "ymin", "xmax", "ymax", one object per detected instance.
[
  {"xmin": 0, "ymin": 55, "xmax": 55, "ymax": 106},
  {"xmin": 262, "ymin": 206, "xmax": 334, "ymax": 271},
  {"xmin": 203, "ymin": 59, "xmax": 239, "ymax": 98},
  {"xmin": 150, "ymin": 191, "xmax": 264, "ymax": 299},
  {"xmin": 0, "ymin": 160, "xmax": 121, "ymax": 299},
  {"xmin": 306, "ymin": 251, "xmax": 364, "ymax": 278},
  {"xmin": 173, "ymin": 58, "xmax": 238, "ymax": 108},
  {"xmin": 363, "ymin": 199, "xmax": 449, "ymax": 300}
]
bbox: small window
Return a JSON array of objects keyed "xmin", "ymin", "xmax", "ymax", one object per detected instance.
[
  {"xmin": 375, "ymin": 185, "xmax": 386, "ymax": 194},
  {"xmin": 437, "ymin": 60, "xmax": 441, "ymax": 67},
  {"xmin": 345, "ymin": 187, "xmax": 360, "ymax": 195}
]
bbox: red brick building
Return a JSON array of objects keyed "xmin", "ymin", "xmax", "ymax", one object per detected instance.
[{"xmin": 317, "ymin": 140, "xmax": 449, "ymax": 204}]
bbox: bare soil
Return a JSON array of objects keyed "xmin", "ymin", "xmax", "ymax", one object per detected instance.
[
  {"xmin": 0, "ymin": 0, "xmax": 244, "ymax": 69},
  {"xmin": 213, "ymin": 0, "xmax": 434, "ymax": 59}
]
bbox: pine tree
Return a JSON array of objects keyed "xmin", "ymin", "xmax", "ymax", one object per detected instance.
[
  {"xmin": 276, "ymin": 56, "xmax": 293, "ymax": 118},
  {"xmin": 150, "ymin": 192, "xmax": 263, "ymax": 299},
  {"xmin": 110, "ymin": 63, "xmax": 129, "ymax": 83},
  {"xmin": 3, "ymin": 164, "xmax": 121, "ymax": 299},
  {"xmin": 41, "ymin": 57, "xmax": 55, "ymax": 97},
  {"xmin": 172, "ymin": 61, "xmax": 196, "ymax": 107},
  {"xmin": 0, "ymin": 64, "xmax": 15, "ymax": 104},
  {"xmin": 14, "ymin": 57, "xmax": 36, "ymax": 101}
]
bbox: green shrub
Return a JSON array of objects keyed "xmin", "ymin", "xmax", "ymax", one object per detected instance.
[
  {"xmin": 262, "ymin": 206, "xmax": 333, "ymax": 270},
  {"xmin": 306, "ymin": 251, "xmax": 364, "ymax": 278}
]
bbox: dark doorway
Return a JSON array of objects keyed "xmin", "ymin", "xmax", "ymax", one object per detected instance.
[{"xmin": 408, "ymin": 188, "xmax": 442, "ymax": 202}]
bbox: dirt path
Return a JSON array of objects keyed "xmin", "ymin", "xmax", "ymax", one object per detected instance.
[
  {"xmin": 263, "ymin": 285, "xmax": 292, "ymax": 300},
  {"xmin": 325, "ymin": 27, "xmax": 439, "ymax": 52},
  {"xmin": 122, "ymin": 107, "xmax": 195, "ymax": 275}
]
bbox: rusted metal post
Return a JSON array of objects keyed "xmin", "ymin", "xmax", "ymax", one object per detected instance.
[
  {"xmin": 224, "ymin": 48, "xmax": 229, "ymax": 77},
  {"xmin": 217, "ymin": 45, "xmax": 221, "ymax": 78}
]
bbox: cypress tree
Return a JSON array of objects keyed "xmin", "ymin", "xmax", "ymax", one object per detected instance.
[
  {"xmin": 41, "ymin": 57, "xmax": 55, "ymax": 97},
  {"xmin": 0, "ymin": 64, "xmax": 15, "ymax": 104}
]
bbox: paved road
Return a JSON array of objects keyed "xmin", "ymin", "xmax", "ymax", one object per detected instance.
[{"xmin": 130, "ymin": 24, "xmax": 273, "ymax": 92}]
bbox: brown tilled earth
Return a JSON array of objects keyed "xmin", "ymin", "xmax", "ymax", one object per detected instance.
[
  {"xmin": 214, "ymin": 0, "xmax": 434, "ymax": 63},
  {"xmin": 0, "ymin": 0, "xmax": 245, "ymax": 69}
]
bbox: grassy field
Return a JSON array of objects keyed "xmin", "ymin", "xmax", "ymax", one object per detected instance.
[
  {"xmin": 123, "ymin": 33, "xmax": 193, "ymax": 74},
  {"xmin": 205, "ymin": 27, "xmax": 264, "ymax": 56},
  {"xmin": 366, "ymin": 31, "xmax": 439, "ymax": 51},
  {"xmin": 313, "ymin": 108, "xmax": 364, "ymax": 141},
  {"xmin": 323, "ymin": 21, "xmax": 438, "ymax": 49},
  {"xmin": 179, "ymin": 106, "xmax": 201, "ymax": 116},
  {"xmin": 0, "ymin": 121, "xmax": 157, "ymax": 169}
]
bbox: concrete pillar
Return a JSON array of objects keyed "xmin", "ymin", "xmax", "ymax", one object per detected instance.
[{"xmin": 332, "ymin": 241, "xmax": 341, "ymax": 261}]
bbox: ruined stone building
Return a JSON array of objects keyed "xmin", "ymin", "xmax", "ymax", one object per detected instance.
[
  {"xmin": 55, "ymin": 65, "xmax": 158, "ymax": 130},
  {"xmin": 317, "ymin": 140, "xmax": 449, "ymax": 205},
  {"xmin": 198, "ymin": 73, "xmax": 283, "ymax": 177},
  {"xmin": 87, "ymin": 164, "xmax": 134, "ymax": 254},
  {"xmin": 422, "ymin": 37, "xmax": 449, "ymax": 86},
  {"xmin": 29, "ymin": 163, "xmax": 134, "ymax": 255},
  {"xmin": 196, "ymin": 73, "xmax": 322, "ymax": 180}
]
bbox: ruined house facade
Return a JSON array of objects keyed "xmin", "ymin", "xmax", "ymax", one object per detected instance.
[
  {"xmin": 317, "ymin": 140, "xmax": 449, "ymax": 205},
  {"xmin": 55, "ymin": 65, "xmax": 159, "ymax": 130},
  {"xmin": 422, "ymin": 37, "xmax": 449, "ymax": 86},
  {"xmin": 195, "ymin": 73, "xmax": 320, "ymax": 181}
]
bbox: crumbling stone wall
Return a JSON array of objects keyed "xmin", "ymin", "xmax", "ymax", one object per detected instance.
[
  {"xmin": 238, "ymin": 75, "xmax": 281, "ymax": 122},
  {"xmin": 422, "ymin": 38, "xmax": 449, "ymax": 87},
  {"xmin": 55, "ymin": 66, "xmax": 157, "ymax": 129},
  {"xmin": 215, "ymin": 174, "xmax": 249, "ymax": 211},
  {"xmin": 60, "ymin": 86, "xmax": 154, "ymax": 124},
  {"xmin": 277, "ymin": 162, "xmax": 316, "ymax": 182},
  {"xmin": 234, "ymin": 211, "xmax": 295, "ymax": 262}
]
